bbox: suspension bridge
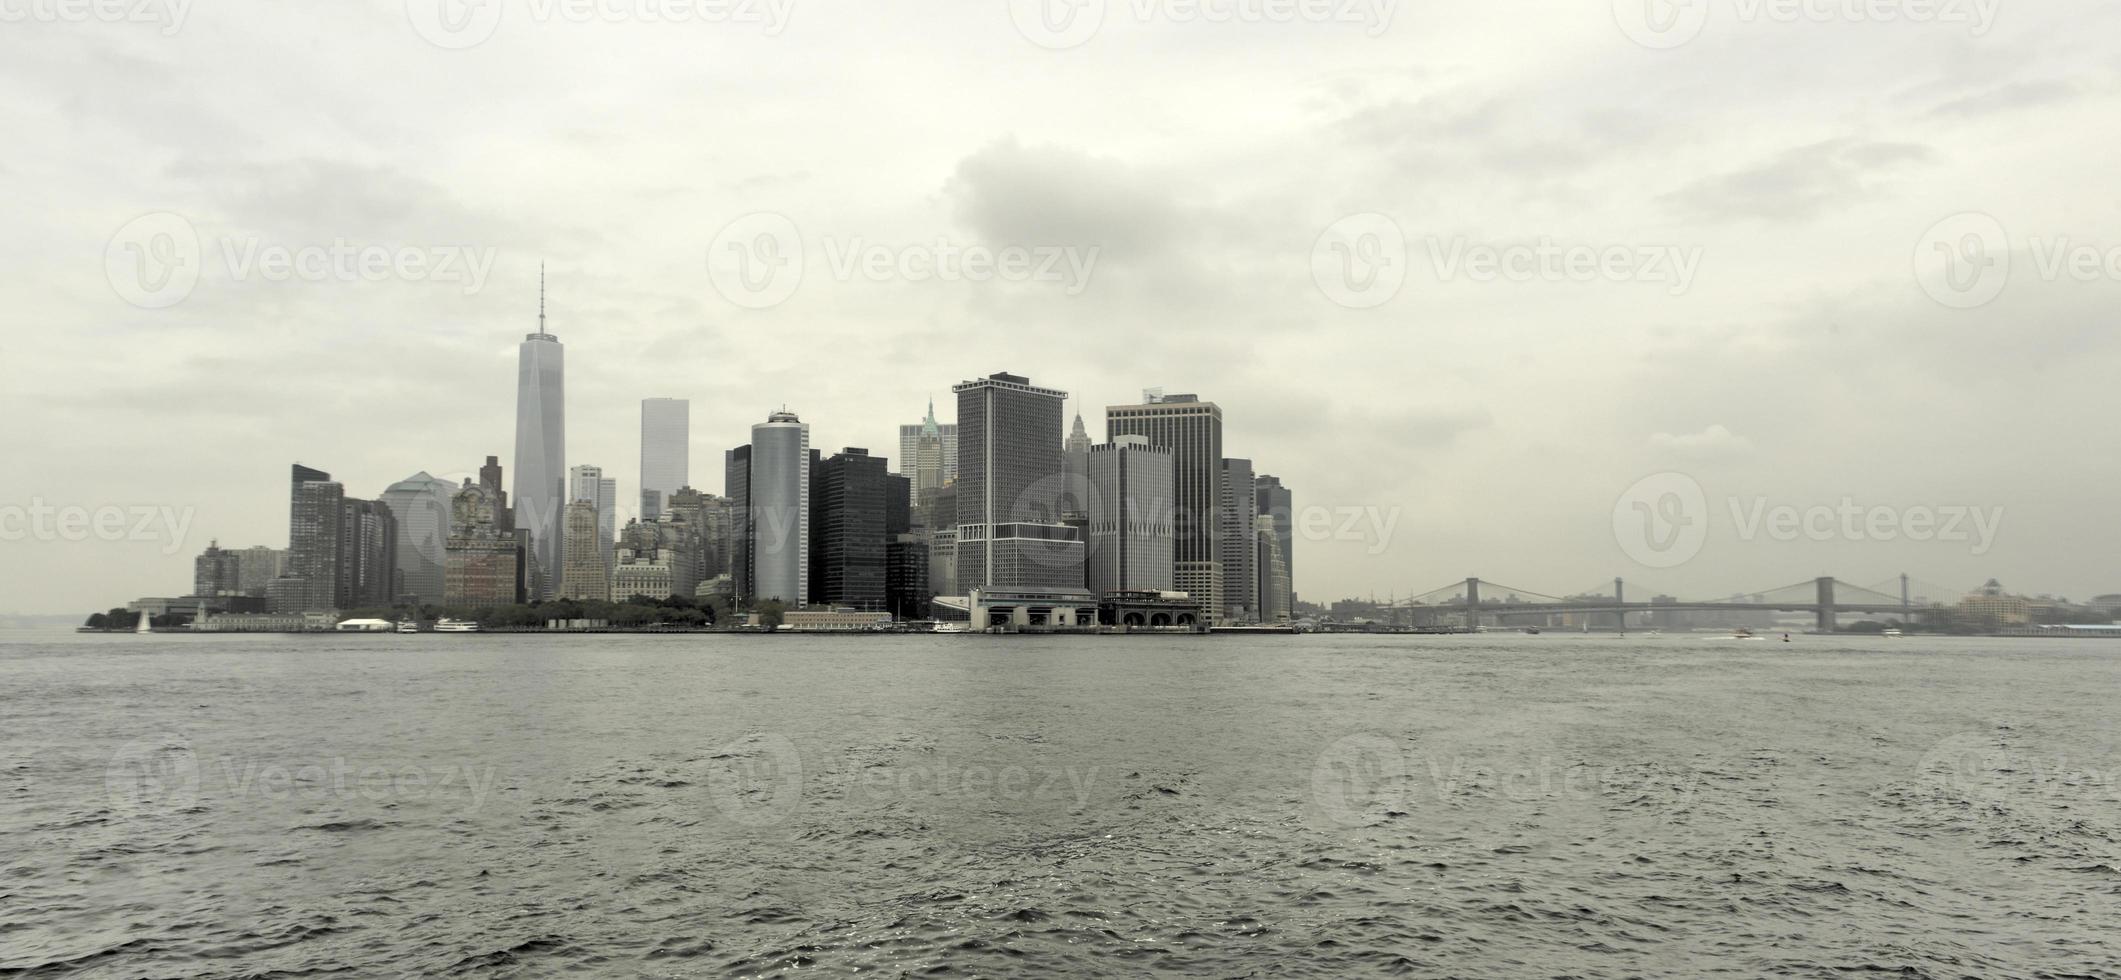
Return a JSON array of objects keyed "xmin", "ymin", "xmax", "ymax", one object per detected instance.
[{"xmin": 1368, "ymin": 575, "xmax": 1968, "ymax": 631}]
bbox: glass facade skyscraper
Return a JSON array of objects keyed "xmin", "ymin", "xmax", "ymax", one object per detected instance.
[
  {"xmin": 513, "ymin": 272, "xmax": 565, "ymax": 599},
  {"xmin": 1105, "ymin": 393, "xmax": 1224, "ymax": 622},
  {"xmin": 640, "ymin": 397, "xmax": 689, "ymax": 520},
  {"xmin": 953, "ymin": 372, "xmax": 1083, "ymax": 595}
]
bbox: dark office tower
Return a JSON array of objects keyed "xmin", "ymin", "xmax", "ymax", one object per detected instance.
[
  {"xmin": 885, "ymin": 474, "xmax": 911, "ymax": 536},
  {"xmin": 1106, "ymin": 392, "xmax": 1224, "ymax": 622},
  {"xmin": 724, "ymin": 444, "xmax": 752, "ymax": 605},
  {"xmin": 1219, "ymin": 457, "xmax": 1258, "ymax": 623},
  {"xmin": 887, "ymin": 535, "xmax": 931, "ymax": 620},
  {"xmin": 193, "ymin": 540, "xmax": 243, "ymax": 596},
  {"xmin": 953, "ymin": 371, "xmax": 1084, "ymax": 593},
  {"xmin": 810, "ymin": 448, "xmax": 888, "ymax": 610},
  {"xmin": 514, "ymin": 268, "xmax": 565, "ymax": 598},
  {"xmin": 1254, "ymin": 474, "xmax": 1295, "ymax": 612},
  {"xmin": 338, "ymin": 498, "xmax": 398, "ymax": 609}
]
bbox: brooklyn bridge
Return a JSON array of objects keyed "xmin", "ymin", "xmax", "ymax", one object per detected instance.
[{"xmin": 1373, "ymin": 575, "xmax": 1959, "ymax": 631}]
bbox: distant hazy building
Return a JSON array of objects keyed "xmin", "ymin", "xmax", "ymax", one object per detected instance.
[
  {"xmin": 640, "ymin": 397, "xmax": 689, "ymax": 520},
  {"xmin": 1256, "ymin": 516, "xmax": 1290, "ymax": 623},
  {"xmin": 1219, "ymin": 457, "xmax": 1258, "ymax": 622},
  {"xmin": 954, "ymin": 372, "xmax": 1085, "ymax": 594},
  {"xmin": 380, "ymin": 472, "xmax": 457, "ymax": 605},
  {"xmin": 193, "ymin": 541, "xmax": 243, "ymax": 596},
  {"xmin": 558, "ymin": 500, "xmax": 611, "ymax": 600},
  {"xmin": 1107, "ymin": 392, "xmax": 1223, "ymax": 622},
  {"xmin": 810, "ymin": 448, "xmax": 889, "ymax": 610},
  {"xmin": 610, "ymin": 517, "xmax": 700, "ymax": 601},
  {"xmin": 1061, "ymin": 410, "xmax": 1093, "ymax": 516},
  {"xmin": 898, "ymin": 402, "xmax": 957, "ymax": 504},
  {"xmin": 1255, "ymin": 474, "xmax": 1294, "ymax": 611},
  {"xmin": 1084, "ymin": 436, "xmax": 1175, "ymax": 596},
  {"xmin": 568, "ymin": 464, "xmax": 616, "ymax": 570},
  {"xmin": 444, "ymin": 481, "xmax": 519, "ymax": 607},
  {"xmin": 281, "ymin": 464, "xmax": 343, "ymax": 613},
  {"xmin": 668, "ymin": 486, "xmax": 730, "ymax": 579},
  {"xmin": 729, "ymin": 410, "xmax": 810, "ymax": 606},
  {"xmin": 338, "ymin": 498, "xmax": 398, "ymax": 609},
  {"xmin": 513, "ymin": 271, "xmax": 565, "ymax": 599},
  {"xmin": 234, "ymin": 546, "xmax": 284, "ymax": 596}
]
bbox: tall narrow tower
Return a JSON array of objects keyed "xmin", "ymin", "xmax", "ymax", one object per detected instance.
[
  {"xmin": 640, "ymin": 397, "xmax": 690, "ymax": 520},
  {"xmin": 513, "ymin": 264, "xmax": 566, "ymax": 598}
]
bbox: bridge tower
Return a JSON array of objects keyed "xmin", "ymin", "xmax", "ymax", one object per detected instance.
[
  {"xmin": 1901, "ymin": 573, "xmax": 1911, "ymax": 622},
  {"xmin": 1465, "ymin": 578, "xmax": 1481, "ymax": 631},
  {"xmin": 1614, "ymin": 577, "xmax": 1626, "ymax": 632},
  {"xmin": 1816, "ymin": 576, "xmax": 1837, "ymax": 633}
]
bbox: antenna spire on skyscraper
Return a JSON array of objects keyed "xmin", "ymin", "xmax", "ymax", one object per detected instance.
[{"xmin": 538, "ymin": 262, "xmax": 547, "ymax": 335}]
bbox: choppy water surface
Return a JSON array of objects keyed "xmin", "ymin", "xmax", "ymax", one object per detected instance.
[{"xmin": 2, "ymin": 632, "xmax": 2117, "ymax": 978}]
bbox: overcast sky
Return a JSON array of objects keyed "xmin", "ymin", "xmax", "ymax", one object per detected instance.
[{"xmin": 3, "ymin": 0, "xmax": 2118, "ymax": 615}]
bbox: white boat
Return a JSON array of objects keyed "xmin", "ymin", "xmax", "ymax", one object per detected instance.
[
  {"xmin": 135, "ymin": 610, "xmax": 152, "ymax": 634},
  {"xmin": 1883, "ymin": 628, "xmax": 1904, "ymax": 638},
  {"xmin": 396, "ymin": 619, "xmax": 421, "ymax": 634},
  {"xmin": 434, "ymin": 618, "xmax": 481, "ymax": 633}
]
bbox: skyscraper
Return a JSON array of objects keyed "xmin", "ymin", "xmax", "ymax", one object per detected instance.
[
  {"xmin": 724, "ymin": 445, "xmax": 752, "ymax": 604},
  {"xmin": 640, "ymin": 397, "xmax": 689, "ymax": 520},
  {"xmin": 811, "ymin": 448, "xmax": 888, "ymax": 610},
  {"xmin": 283, "ymin": 464, "xmax": 343, "ymax": 612},
  {"xmin": 337, "ymin": 498, "xmax": 398, "ymax": 609},
  {"xmin": 740, "ymin": 410, "xmax": 809, "ymax": 606},
  {"xmin": 954, "ymin": 372, "xmax": 1084, "ymax": 594},
  {"xmin": 1106, "ymin": 392, "xmax": 1224, "ymax": 622},
  {"xmin": 568, "ymin": 464, "xmax": 616, "ymax": 570},
  {"xmin": 898, "ymin": 401, "xmax": 957, "ymax": 504},
  {"xmin": 193, "ymin": 541, "xmax": 242, "ymax": 596},
  {"xmin": 1061, "ymin": 410, "xmax": 1093, "ymax": 516},
  {"xmin": 1255, "ymin": 474, "xmax": 1295, "ymax": 614},
  {"xmin": 558, "ymin": 500, "xmax": 610, "ymax": 601},
  {"xmin": 234, "ymin": 546, "xmax": 284, "ymax": 596},
  {"xmin": 1084, "ymin": 435, "xmax": 1175, "ymax": 595},
  {"xmin": 1256, "ymin": 516, "xmax": 1290, "ymax": 623},
  {"xmin": 380, "ymin": 472, "xmax": 457, "ymax": 605},
  {"xmin": 445, "ymin": 480, "xmax": 519, "ymax": 607},
  {"xmin": 1219, "ymin": 457, "xmax": 1258, "ymax": 623},
  {"xmin": 513, "ymin": 267, "xmax": 565, "ymax": 599}
]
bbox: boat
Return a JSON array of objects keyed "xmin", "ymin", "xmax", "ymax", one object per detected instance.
[
  {"xmin": 135, "ymin": 610, "xmax": 153, "ymax": 634},
  {"xmin": 1883, "ymin": 628, "xmax": 1904, "ymax": 638},
  {"xmin": 434, "ymin": 618, "xmax": 481, "ymax": 633},
  {"xmin": 1523, "ymin": 626, "xmax": 1540, "ymax": 635},
  {"xmin": 1732, "ymin": 628, "xmax": 1763, "ymax": 640},
  {"xmin": 396, "ymin": 619, "xmax": 421, "ymax": 634}
]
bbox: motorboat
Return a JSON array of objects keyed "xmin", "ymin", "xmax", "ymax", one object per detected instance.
[{"xmin": 434, "ymin": 618, "xmax": 481, "ymax": 633}]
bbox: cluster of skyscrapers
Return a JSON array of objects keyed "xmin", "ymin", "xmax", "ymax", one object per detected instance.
[{"xmin": 175, "ymin": 282, "xmax": 1297, "ymax": 627}]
